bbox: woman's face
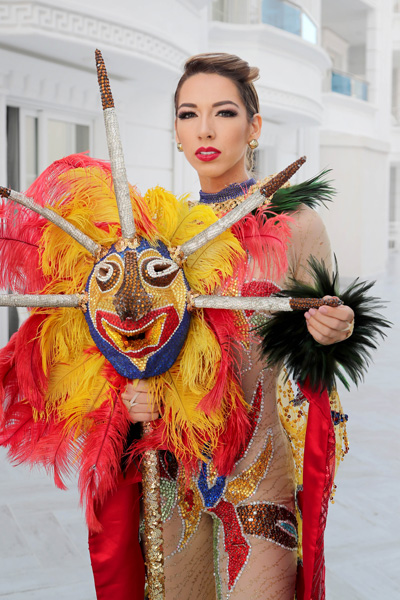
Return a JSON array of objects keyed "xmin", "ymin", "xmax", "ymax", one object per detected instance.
[{"xmin": 175, "ymin": 73, "xmax": 261, "ymax": 192}]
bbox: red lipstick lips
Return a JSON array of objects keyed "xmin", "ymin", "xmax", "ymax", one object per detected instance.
[{"xmin": 195, "ymin": 147, "xmax": 221, "ymax": 162}]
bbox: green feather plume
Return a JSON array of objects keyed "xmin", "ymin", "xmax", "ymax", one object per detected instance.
[
  {"xmin": 257, "ymin": 257, "xmax": 391, "ymax": 392},
  {"xmin": 255, "ymin": 170, "xmax": 335, "ymax": 216}
]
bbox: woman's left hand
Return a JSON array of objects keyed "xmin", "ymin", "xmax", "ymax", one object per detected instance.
[{"xmin": 304, "ymin": 296, "xmax": 354, "ymax": 345}]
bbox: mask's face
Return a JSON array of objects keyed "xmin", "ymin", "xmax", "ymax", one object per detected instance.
[{"xmin": 84, "ymin": 239, "xmax": 190, "ymax": 378}]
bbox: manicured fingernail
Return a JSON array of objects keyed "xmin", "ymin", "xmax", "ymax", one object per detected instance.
[
  {"xmin": 319, "ymin": 305, "xmax": 328, "ymax": 314},
  {"xmin": 304, "ymin": 311, "xmax": 310, "ymax": 319},
  {"xmin": 309, "ymin": 308, "xmax": 316, "ymax": 316}
]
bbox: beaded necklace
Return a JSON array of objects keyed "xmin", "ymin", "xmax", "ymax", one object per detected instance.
[{"xmin": 199, "ymin": 178, "xmax": 256, "ymax": 205}]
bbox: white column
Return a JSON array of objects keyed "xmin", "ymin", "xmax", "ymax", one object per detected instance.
[
  {"xmin": 0, "ymin": 83, "xmax": 9, "ymax": 349},
  {"xmin": 0, "ymin": 91, "xmax": 6, "ymax": 185},
  {"xmin": 366, "ymin": 2, "xmax": 392, "ymax": 132}
]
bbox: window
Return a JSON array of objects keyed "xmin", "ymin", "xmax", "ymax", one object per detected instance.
[
  {"xmin": 5, "ymin": 106, "xmax": 91, "ymax": 338},
  {"xmin": 47, "ymin": 120, "xmax": 89, "ymax": 165}
]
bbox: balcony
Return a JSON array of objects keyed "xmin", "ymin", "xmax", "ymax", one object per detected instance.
[
  {"xmin": 331, "ymin": 69, "xmax": 369, "ymax": 101},
  {"xmin": 212, "ymin": 0, "xmax": 317, "ymax": 44}
]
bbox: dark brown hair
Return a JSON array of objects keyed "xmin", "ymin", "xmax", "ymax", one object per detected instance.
[{"xmin": 174, "ymin": 52, "xmax": 260, "ymax": 121}]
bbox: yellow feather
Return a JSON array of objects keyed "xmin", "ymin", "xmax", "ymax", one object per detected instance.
[
  {"xmin": 170, "ymin": 203, "xmax": 218, "ymax": 245},
  {"xmin": 144, "ymin": 187, "xmax": 185, "ymax": 244},
  {"xmin": 179, "ymin": 313, "xmax": 221, "ymax": 394},
  {"xmin": 45, "ymin": 351, "xmax": 110, "ymax": 427},
  {"xmin": 147, "ymin": 314, "xmax": 245, "ymax": 461},
  {"xmin": 38, "ymin": 308, "xmax": 92, "ymax": 375},
  {"xmin": 185, "ymin": 236, "xmax": 245, "ymax": 294}
]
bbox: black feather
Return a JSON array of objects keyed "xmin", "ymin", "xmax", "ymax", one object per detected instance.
[{"xmin": 257, "ymin": 257, "xmax": 391, "ymax": 392}]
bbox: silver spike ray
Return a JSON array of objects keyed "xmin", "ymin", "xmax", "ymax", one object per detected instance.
[
  {"xmin": 95, "ymin": 49, "xmax": 136, "ymax": 240},
  {"xmin": 191, "ymin": 295, "xmax": 342, "ymax": 311},
  {"xmin": 95, "ymin": 49, "xmax": 163, "ymax": 600},
  {"xmin": 178, "ymin": 157, "xmax": 306, "ymax": 260},
  {"xmin": 0, "ymin": 294, "xmax": 84, "ymax": 308},
  {"xmin": 0, "ymin": 187, "xmax": 100, "ymax": 256}
]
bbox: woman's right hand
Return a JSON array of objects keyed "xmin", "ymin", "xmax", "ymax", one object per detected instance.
[{"xmin": 121, "ymin": 379, "xmax": 159, "ymax": 423}]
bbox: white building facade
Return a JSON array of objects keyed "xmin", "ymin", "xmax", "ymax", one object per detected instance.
[{"xmin": 0, "ymin": 0, "xmax": 396, "ymax": 346}]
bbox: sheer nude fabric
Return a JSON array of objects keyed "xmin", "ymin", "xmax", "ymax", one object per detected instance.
[{"xmin": 162, "ymin": 207, "xmax": 332, "ymax": 599}]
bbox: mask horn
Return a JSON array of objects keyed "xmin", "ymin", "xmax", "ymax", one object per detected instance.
[
  {"xmin": 0, "ymin": 186, "xmax": 100, "ymax": 256},
  {"xmin": 190, "ymin": 294, "xmax": 342, "ymax": 311},
  {"xmin": 0, "ymin": 293, "xmax": 86, "ymax": 308},
  {"xmin": 178, "ymin": 156, "xmax": 306, "ymax": 260},
  {"xmin": 95, "ymin": 49, "xmax": 136, "ymax": 240}
]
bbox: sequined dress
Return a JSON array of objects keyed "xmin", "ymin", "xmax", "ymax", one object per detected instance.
[{"xmin": 159, "ymin": 179, "xmax": 335, "ymax": 600}]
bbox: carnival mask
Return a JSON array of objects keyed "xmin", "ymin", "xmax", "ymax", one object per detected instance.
[{"xmin": 85, "ymin": 239, "xmax": 190, "ymax": 378}]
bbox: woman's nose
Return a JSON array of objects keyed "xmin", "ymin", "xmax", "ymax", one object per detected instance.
[{"xmin": 198, "ymin": 116, "xmax": 215, "ymax": 140}]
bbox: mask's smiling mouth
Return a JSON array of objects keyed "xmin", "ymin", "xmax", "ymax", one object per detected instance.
[
  {"xmin": 95, "ymin": 305, "xmax": 180, "ymax": 359},
  {"xmin": 103, "ymin": 315, "xmax": 165, "ymax": 353}
]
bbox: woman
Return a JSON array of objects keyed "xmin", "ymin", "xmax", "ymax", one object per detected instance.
[{"xmin": 122, "ymin": 53, "xmax": 354, "ymax": 599}]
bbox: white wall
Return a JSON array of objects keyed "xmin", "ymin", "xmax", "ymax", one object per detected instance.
[{"xmin": 321, "ymin": 132, "xmax": 390, "ymax": 276}]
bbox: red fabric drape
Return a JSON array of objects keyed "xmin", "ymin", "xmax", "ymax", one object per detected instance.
[
  {"xmin": 297, "ymin": 380, "xmax": 336, "ymax": 600},
  {"xmin": 88, "ymin": 466, "xmax": 145, "ymax": 600}
]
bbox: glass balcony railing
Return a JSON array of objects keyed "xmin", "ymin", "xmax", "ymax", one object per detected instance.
[
  {"xmin": 261, "ymin": 0, "xmax": 317, "ymax": 44},
  {"xmin": 331, "ymin": 70, "xmax": 368, "ymax": 101},
  {"xmin": 212, "ymin": 0, "xmax": 318, "ymax": 45}
]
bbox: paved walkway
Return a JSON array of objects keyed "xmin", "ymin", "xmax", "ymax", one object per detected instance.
[{"xmin": 0, "ymin": 253, "xmax": 399, "ymax": 599}]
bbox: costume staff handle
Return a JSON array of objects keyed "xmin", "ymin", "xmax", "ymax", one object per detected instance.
[{"xmin": 141, "ymin": 422, "xmax": 165, "ymax": 599}]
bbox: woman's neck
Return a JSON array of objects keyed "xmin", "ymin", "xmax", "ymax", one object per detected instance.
[{"xmin": 198, "ymin": 165, "xmax": 251, "ymax": 194}]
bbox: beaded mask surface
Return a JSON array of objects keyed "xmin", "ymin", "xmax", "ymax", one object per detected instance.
[{"xmin": 85, "ymin": 239, "xmax": 190, "ymax": 378}]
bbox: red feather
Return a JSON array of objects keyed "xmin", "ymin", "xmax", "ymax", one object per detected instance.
[
  {"xmin": 212, "ymin": 388, "xmax": 250, "ymax": 475},
  {"xmin": 13, "ymin": 314, "xmax": 47, "ymax": 411},
  {"xmin": 131, "ymin": 420, "xmax": 205, "ymax": 478},
  {"xmin": 0, "ymin": 333, "xmax": 17, "ymax": 421},
  {"xmin": 197, "ymin": 309, "xmax": 243, "ymax": 415},
  {"xmin": 25, "ymin": 153, "xmax": 111, "ymax": 209},
  {"xmin": 0, "ymin": 203, "xmax": 46, "ymax": 293},
  {"xmin": 78, "ymin": 367, "xmax": 130, "ymax": 532},
  {"xmin": 0, "ymin": 401, "xmax": 47, "ymax": 465},
  {"xmin": 230, "ymin": 208, "xmax": 293, "ymax": 283}
]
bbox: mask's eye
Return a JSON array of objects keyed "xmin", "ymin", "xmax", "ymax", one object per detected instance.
[
  {"xmin": 95, "ymin": 261, "xmax": 121, "ymax": 291},
  {"xmin": 141, "ymin": 257, "xmax": 180, "ymax": 288}
]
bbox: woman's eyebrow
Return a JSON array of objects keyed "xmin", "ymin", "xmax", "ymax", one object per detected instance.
[
  {"xmin": 177, "ymin": 100, "xmax": 240, "ymax": 110},
  {"xmin": 177, "ymin": 103, "xmax": 197, "ymax": 109},
  {"xmin": 212, "ymin": 100, "xmax": 240, "ymax": 108}
]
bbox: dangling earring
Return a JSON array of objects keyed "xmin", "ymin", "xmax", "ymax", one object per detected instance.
[
  {"xmin": 248, "ymin": 139, "xmax": 259, "ymax": 150},
  {"xmin": 177, "ymin": 142, "xmax": 183, "ymax": 152}
]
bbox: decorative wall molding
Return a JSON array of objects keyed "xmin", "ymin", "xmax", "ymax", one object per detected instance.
[
  {"xmin": 258, "ymin": 86, "xmax": 323, "ymax": 124},
  {"xmin": 3, "ymin": 66, "xmax": 98, "ymax": 114},
  {"xmin": 0, "ymin": 1, "xmax": 187, "ymax": 71},
  {"xmin": 178, "ymin": 0, "xmax": 210, "ymax": 13}
]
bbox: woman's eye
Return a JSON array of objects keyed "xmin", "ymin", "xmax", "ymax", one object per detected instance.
[
  {"xmin": 217, "ymin": 109, "xmax": 237, "ymax": 118},
  {"xmin": 178, "ymin": 111, "xmax": 197, "ymax": 119},
  {"xmin": 141, "ymin": 258, "xmax": 180, "ymax": 288},
  {"xmin": 95, "ymin": 261, "xmax": 120, "ymax": 291}
]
